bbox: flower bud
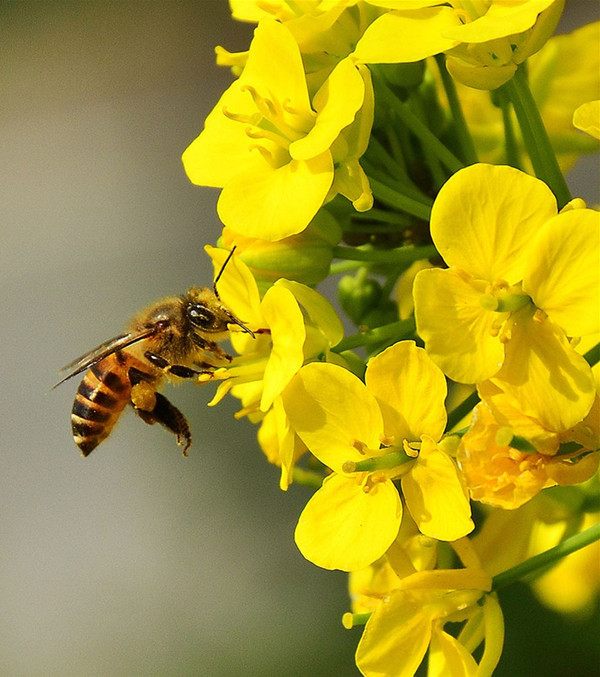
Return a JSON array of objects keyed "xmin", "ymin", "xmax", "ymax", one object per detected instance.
[
  {"xmin": 219, "ymin": 210, "xmax": 341, "ymax": 290},
  {"xmin": 338, "ymin": 272, "xmax": 382, "ymax": 325}
]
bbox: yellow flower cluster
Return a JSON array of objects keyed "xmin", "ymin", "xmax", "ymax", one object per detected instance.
[{"xmin": 180, "ymin": 2, "xmax": 599, "ymax": 675}]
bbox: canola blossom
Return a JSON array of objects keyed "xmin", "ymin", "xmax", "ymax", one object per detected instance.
[
  {"xmin": 177, "ymin": 2, "xmax": 600, "ymax": 674},
  {"xmin": 183, "ymin": 19, "xmax": 373, "ymax": 242}
]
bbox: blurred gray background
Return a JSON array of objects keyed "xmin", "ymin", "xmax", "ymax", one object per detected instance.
[{"xmin": 1, "ymin": 2, "xmax": 598, "ymax": 676}]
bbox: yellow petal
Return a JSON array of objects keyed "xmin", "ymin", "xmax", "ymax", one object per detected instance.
[
  {"xmin": 402, "ymin": 436, "xmax": 474, "ymax": 541},
  {"xmin": 573, "ymin": 100, "xmax": 600, "ymax": 140},
  {"xmin": 274, "ymin": 279, "xmax": 344, "ymax": 347},
  {"xmin": 239, "ymin": 19, "xmax": 313, "ymax": 121},
  {"xmin": 523, "ymin": 209, "xmax": 600, "ymax": 336},
  {"xmin": 445, "ymin": 57, "xmax": 517, "ymax": 90},
  {"xmin": 354, "ymin": 6, "xmax": 461, "ymax": 64},
  {"xmin": 443, "ymin": 0, "xmax": 558, "ymax": 43},
  {"xmin": 365, "ymin": 341, "xmax": 447, "ymax": 442},
  {"xmin": 282, "ymin": 362, "xmax": 384, "ymax": 473},
  {"xmin": 428, "ymin": 627, "xmax": 478, "ymax": 677},
  {"xmin": 182, "ymin": 82, "xmax": 260, "ymax": 188},
  {"xmin": 204, "ymin": 245, "xmax": 263, "ymax": 328},
  {"xmin": 294, "ymin": 473, "xmax": 402, "ymax": 571},
  {"xmin": 290, "ymin": 57, "xmax": 364, "ymax": 161},
  {"xmin": 414, "ymin": 268, "xmax": 505, "ymax": 383},
  {"xmin": 492, "ymin": 308, "xmax": 596, "ymax": 431},
  {"xmin": 259, "ymin": 285, "xmax": 306, "ymax": 412},
  {"xmin": 331, "ymin": 158, "xmax": 374, "ymax": 212},
  {"xmin": 356, "ymin": 588, "xmax": 436, "ymax": 677},
  {"xmin": 218, "ymin": 153, "xmax": 334, "ymax": 241},
  {"xmin": 430, "ymin": 164, "xmax": 557, "ymax": 282}
]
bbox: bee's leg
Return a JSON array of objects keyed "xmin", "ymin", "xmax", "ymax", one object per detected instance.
[
  {"xmin": 129, "ymin": 368, "xmax": 192, "ymax": 455},
  {"xmin": 190, "ymin": 336, "xmax": 233, "ymax": 362},
  {"xmin": 143, "ymin": 351, "xmax": 217, "ymax": 379}
]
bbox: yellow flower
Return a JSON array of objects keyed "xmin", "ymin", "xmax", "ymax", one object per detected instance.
[
  {"xmin": 205, "ymin": 245, "xmax": 344, "ymax": 415},
  {"xmin": 456, "ymin": 398, "xmax": 599, "ymax": 510},
  {"xmin": 204, "ymin": 245, "xmax": 344, "ymax": 488},
  {"xmin": 413, "ymin": 163, "xmax": 598, "ymax": 432},
  {"xmin": 182, "ymin": 20, "xmax": 373, "ymax": 242},
  {"xmin": 354, "ymin": 0, "xmax": 564, "ymax": 89},
  {"xmin": 227, "ymin": 1, "xmax": 380, "ymax": 86},
  {"xmin": 355, "ymin": 540, "xmax": 499, "ymax": 677},
  {"xmin": 282, "ymin": 341, "xmax": 473, "ymax": 571},
  {"xmin": 434, "ymin": 22, "xmax": 600, "ymax": 172}
]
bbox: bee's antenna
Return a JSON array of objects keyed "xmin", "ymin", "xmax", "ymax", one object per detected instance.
[{"xmin": 213, "ymin": 246, "xmax": 237, "ymax": 300}]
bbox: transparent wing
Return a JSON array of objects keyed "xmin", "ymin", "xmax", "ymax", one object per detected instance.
[{"xmin": 53, "ymin": 328, "xmax": 157, "ymax": 388}]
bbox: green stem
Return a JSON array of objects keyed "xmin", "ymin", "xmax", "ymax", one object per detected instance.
[
  {"xmin": 492, "ymin": 520, "xmax": 600, "ymax": 592},
  {"xmin": 291, "ymin": 467, "xmax": 325, "ymax": 489},
  {"xmin": 434, "ymin": 54, "xmax": 478, "ymax": 165},
  {"xmin": 446, "ymin": 391, "xmax": 480, "ymax": 432},
  {"xmin": 503, "ymin": 67, "xmax": 571, "ymax": 208},
  {"xmin": 352, "ymin": 209, "xmax": 413, "ymax": 226},
  {"xmin": 498, "ymin": 89, "xmax": 522, "ymax": 170},
  {"xmin": 395, "ymin": 98, "xmax": 464, "ymax": 174},
  {"xmin": 366, "ymin": 135, "xmax": 408, "ymax": 180},
  {"xmin": 343, "ymin": 450, "xmax": 411, "ymax": 474},
  {"xmin": 333, "ymin": 244, "xmax": 436, "ymax": 265},
  {"xmin": 329, "ymin": 260, "xmax": 364, "ymax": 275},
  {"xmin": 375, "ymin": 75, "xmax": 464, "ymax": 174},
  {"xmin": 363, "ymin": 162, "xmax": 433, "ymax": 207},
  {"xmin": 333, "ymin": 318, "xmax": 415, "ymax": 352},
  {"xmin": 369, "ymin": 177, "xmax": 433, "ymax": 220},
  {"xmin": 584, "ymin": 341, "xmax": 600, "ymax": 367}
]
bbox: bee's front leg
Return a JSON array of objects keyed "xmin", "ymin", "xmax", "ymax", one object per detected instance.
[{"xmin": 144, "ymin": 351, "xmax": 216, "ymax": 379}]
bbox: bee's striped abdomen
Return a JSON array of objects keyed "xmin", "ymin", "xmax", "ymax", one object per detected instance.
[{"xmin": 71, "ymin": 358, "xmax": 131, "ymax": 457}]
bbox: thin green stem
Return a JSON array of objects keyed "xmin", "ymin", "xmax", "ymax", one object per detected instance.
[
  {"xmin": 434, "ymin": 54, "xmax": 478, "ymax": 165},
  {"xmin": 446, "ymin": 390, "xmax": 480, "ymax": 432},
  {"xmin": 333, "ymin": 318, "xmax": 415, "ymax": 352},
  {"xmin": 498, "ymin": 90, "xmax": 522, "ymax": 170},
  {"xmin": 375, "ymin": 75, "xmax": 464, "ymax": 174},
  {"xmin": 363, "ymin": 162, "xmax": 433, "ymax": 207},
  {"xmin": 352, "ymin": 209, "xmax": 413, "ymax": 226},
  {"xmin": 395, "ymin": 99, "xmax": 464, "ymax": 174},
  {"xmin": 366, "ymin": 135, "xmax": 408, "ymax": 179},
  {"xmin": 292, "ymin": 467, "xmax": 325, "ymax": 489},
  {"xmin": 584, "ymin": 341, "xmax": 600, "ymax": 367},
  {"xmin": 333, "ymin": 244, "xmax": 436, "ymax": 265},
  {"xmin": 364, "ymin": 177, "xmax": 433, "ymax": 220},
  {"xmin": 503, "ymin": 67, "xmax": 571, "ymax": 208},
  {"xmin": 492, "ymin": 520, "xmax": 600, "ymax": 592},
  {"xmin": 329, "ymin": 260, "xmax": 364, "ymax": 275},
  {"xmin": 344, "ymin": 450, "xmax": 411, "ymax": 474}
]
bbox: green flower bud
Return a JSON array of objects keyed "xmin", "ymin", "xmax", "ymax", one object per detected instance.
[
  {"xmin": 338, "ymin": 271, "xmax": 382, "ymax": 325},
  {"xmin": 218, "ymin": 210, "xmax": 341, "ymax": 291}
]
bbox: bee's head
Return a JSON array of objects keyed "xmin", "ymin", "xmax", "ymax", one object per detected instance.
[{"xmin": 185, "ymin": 287, "xmax": 254, "ymax": 338}]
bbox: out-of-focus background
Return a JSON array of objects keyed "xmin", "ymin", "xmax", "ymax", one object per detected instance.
[{"xmin": 1, "ymin": 2, "xmax": 598, "ymax": 676}]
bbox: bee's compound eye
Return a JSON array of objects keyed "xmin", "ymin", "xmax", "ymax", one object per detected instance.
[{"xmin": 187, "ymin": 304, "xmax": 215, "ymax": 328}]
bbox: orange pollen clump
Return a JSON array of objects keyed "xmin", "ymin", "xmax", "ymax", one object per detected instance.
[{"xmin": 352, "ymin": 438, "xmax": 369, "ymax": 455}]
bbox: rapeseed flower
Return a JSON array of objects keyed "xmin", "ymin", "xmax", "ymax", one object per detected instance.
[
  {"xmin": 283, "ymin": 341, "xmax": 473, "ymax": 571},
  {"xmin": 354, "ymin": 0, "xmax": 564, "ymax": 89},
  {"xmin": 413, "ymin": 163, "xmax": 598, "ymax": 431},
  {"xmin": 183, "ymin": 19, "xmax": 373, "ymax": 241}
]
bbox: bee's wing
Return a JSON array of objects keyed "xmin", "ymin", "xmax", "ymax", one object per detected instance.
[{"xmin": 53, "ymin": 328, "xmax": 157, "ymax": 388}]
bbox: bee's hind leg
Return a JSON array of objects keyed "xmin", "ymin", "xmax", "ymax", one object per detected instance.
[
  {"xmin": 133, "ymin": 391, "xmax": 192, "ymax": 456},
  {"xmin": 128, "ymin": 370, "xmax": 192, "ymax": 456}
]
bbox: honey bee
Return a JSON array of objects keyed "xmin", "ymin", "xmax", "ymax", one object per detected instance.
[{"xmin": 56, "ymin": 248, "xmax": 253, "ymax": 457}]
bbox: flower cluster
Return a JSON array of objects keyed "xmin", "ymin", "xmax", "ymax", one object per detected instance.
[{"xmin": 181, "ymin": 2, "xmax": 599, "ymax": 675}]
